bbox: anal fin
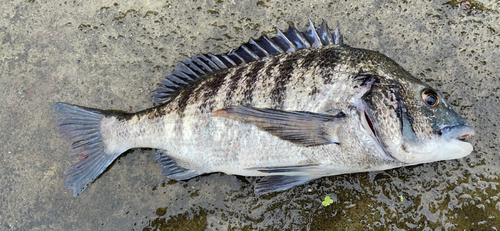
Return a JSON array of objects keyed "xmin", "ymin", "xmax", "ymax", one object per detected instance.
[
  {"xmin": 255, "ymin": 175, "xmax": 316, "ymax": 195},
  {"xmin": 154, "ymin": 150, "xmax": 201, "ymax": 180}
]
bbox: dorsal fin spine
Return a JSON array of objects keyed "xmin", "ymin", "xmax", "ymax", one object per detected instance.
[
  {"xmin": 192, "ymin": 55, "xmax": 214, "ymax": 72},
  {"xmin": 284, "ymin": 24, "xmax": 311, "ymax": 49},
  {"xmin": 171, "ymin": 69, "xmax": 193, "ymax": 82},
  {"xmin": 318, "ymin": 19, "xmax": 333, "ymax": 46},
  {"xmin": 242, "ymin": 45, "xmax": 260, "ymax": 61},
  {"xmin": 199, "ymin": 54, "xmax": 219, "ymax": 70},
  {"xmin": 159, "ymin": 77, "xmax": 180, "ymax": 87},
  {"xmin": 177, "ymin": 62, "xmax": 200, "ymax": 78},
  {"xmin": 153, "ymin": 18, "xmax": 344, "ymax": 104},
  {"xmin": 333, "ymin": 25, "xmax": 343, "ymax": 46},
  {"xmin": 234, "ymin": 45, "xmax": 259, "ymax": 62},
  {"xmin": 227, "ymin": 52, "xmax": 246, "ymax": 66},
  {"xmin": 247, "ymin": 39, "xmax": 270, "ymax": 59},
  {"xmin": 218, "ymin": 54, "xmax": 237, "ymax": 67},
  {"xmin": 162, "ymin": 75, "xmax": 186, "ymax": 86},
  {"xmin": 255, "ymin": 35, "xmax": 284, "ymax": 56},
  {"xmin": 303, "ymin": 17, "xmax": 322, "ymax": 48},
  {"xmin": 273, "ymin": 27, "xmax": 297, "ymax": 53},
  {"xmin": 183, "ymin": 59, "xmax": 205, "ymax": 76},
  {"xmin": 195, "ymin": 55, "xmax": 214, "ymax": 71},
  {"xmin": 208, "ymin": 54, "xmax": 228, "ymax": 69}
]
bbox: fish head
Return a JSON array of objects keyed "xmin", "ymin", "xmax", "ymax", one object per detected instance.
[{"xmin": 358, "ymin": 66, "xmax": 474, "ymax": 165}]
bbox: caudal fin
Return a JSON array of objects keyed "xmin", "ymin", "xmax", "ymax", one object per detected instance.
[{"xmin": 52, "ymin": 103, "xmax": 121, "ymax": 197}]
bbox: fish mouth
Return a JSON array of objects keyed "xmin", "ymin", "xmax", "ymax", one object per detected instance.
[
  {"xmin": 441, "ymin": 125, "xmax": 475, "ymax": 142},
  {"xmin": 433, "ymin": 124, "xmax": 475, "ymax": 158}
]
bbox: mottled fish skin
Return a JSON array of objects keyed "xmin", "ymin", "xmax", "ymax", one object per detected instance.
[
  {"xmin": 104, "ymin": 46, "xmax": 384, "ymax": 169},
  {"xmin": 53, "ymin": 19, "xmax": 474, "ymax": 196}
]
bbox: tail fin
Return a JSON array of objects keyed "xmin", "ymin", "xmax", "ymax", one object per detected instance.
[{"xmin": 52, "ymin": 102, "xmax": 121, "ymax": 197}]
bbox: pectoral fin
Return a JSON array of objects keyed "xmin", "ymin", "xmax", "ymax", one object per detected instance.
[{"xmin": 213, "ymin": 106, "xmax": 345, "ymax": 147}]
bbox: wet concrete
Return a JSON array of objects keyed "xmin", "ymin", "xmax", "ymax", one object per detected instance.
[{"xmin": 1, "ymin": 0, "xmax": 499, "ymax": 230}]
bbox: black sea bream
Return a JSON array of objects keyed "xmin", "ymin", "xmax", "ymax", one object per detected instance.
[{"xmin": 53, "ymin": 19, "xmax": 475, "ymax": 196}]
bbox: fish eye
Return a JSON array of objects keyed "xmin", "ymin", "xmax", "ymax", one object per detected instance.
[{"xmin": 421, "ymin": 89, "xmax": 439, "ymax": 107}]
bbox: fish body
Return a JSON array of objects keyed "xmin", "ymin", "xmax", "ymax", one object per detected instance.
[{"xmin": 53, "ymin": 19, "xmax": 474, "ymax": 196}]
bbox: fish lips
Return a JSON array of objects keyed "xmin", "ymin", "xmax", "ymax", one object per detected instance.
[{"xmin": 440, "ymin": 124, "xmax": 475, "ymax": 152}]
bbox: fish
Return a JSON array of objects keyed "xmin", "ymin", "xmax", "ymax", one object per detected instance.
[{"xmin": 53, "ymin": 18, "xmax": 475, "ymax": 197}]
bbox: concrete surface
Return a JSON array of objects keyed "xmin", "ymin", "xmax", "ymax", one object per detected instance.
[{"xmin": 0, "ymin": 0, "xmax": 499, "ymax": 230}]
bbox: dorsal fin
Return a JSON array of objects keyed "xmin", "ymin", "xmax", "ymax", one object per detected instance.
[{"xmin": 153, "ymin": 18, "xmax": 345, "ymax": 104}]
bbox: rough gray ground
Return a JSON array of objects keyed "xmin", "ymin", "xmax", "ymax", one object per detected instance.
[{"xmin": 0, "ymin": 0, "xmax": 499, "ymax": 230}]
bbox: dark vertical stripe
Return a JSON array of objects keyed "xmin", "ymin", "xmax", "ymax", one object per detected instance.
[
  {"xmin": 300, "ymin": 48, "xmax": 320, "ymax": 69},
  {"xmin": 317, "ymin": 48, "xmax": 342, "ymax": 84},
  {"xmin": 197, "ymin": 72, "xmax": 226, "ymax": 112},
  {"xmin": 175, "ymin": 86, "xmax": 196, "ymax": 117},
  {"xmin": 270, "ymin": 53, "xmax": 298, "ymax": 109},
  {"xmin": 224, "ymin": 65, "xmax": 248, "ymax": 106},
  {"xmin": 242, "ymin": 60, "xmax": 265, "ymax": 105},
  {"xmin": 264, "ymin": 55, "xmax": 281, "ymax": 78},
  {"xmin": 173, "ymin": 87, "xmax": 197, "ymax": 137}
]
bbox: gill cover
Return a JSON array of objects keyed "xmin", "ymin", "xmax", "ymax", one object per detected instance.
[{"xmin": 361, "ymin": 76, "xmax": 474, "ymax": 165}]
